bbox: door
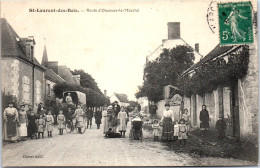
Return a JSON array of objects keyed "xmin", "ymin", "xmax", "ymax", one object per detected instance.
[{"xmin": 231, "ymin": 79, "xmax": 240, "ymax": 138}]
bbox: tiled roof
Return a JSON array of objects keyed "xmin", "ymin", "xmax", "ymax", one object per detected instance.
[
  {"xmin": 115, "ymin": 93, "xmax": 129, "ymax": 103},
  {"xmin": 1, "ymin": 18, "xmax": 45, "ymax": 70},
  {"xmin": 147, "ymin": 38, "xmax": 202, "ymax": 63},
  {"xmin": 181, "ymin": 44, "xmax": 237, "ymax": 76},
  {"xmin": 58, "ymin": 66, "xmax": 77, "ymax": 85},
  {"xmin": 45, "ymin": 68, "xmax": 66, "ymax": 84}
]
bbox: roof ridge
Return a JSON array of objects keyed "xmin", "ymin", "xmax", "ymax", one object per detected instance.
[{"xmin": 49, "ymin": 69, "xmax": 66, "ymax": 82}]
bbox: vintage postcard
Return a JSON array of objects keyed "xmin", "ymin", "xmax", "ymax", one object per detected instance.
[{"xmin": 1, "ymin": 0, "xmax": 258, "ymax": 167}]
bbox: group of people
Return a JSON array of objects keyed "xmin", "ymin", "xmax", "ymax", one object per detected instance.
[
  {"xmin": 102, "ymin": 101, "xmax": 130, "ymax": 138},
  {"xmin": 3, "ymin": 101, "xmax": 57, "ymax": 142}
]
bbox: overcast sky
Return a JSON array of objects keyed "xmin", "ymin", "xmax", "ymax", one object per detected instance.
[{"xmin": 1, "ymin": 0, "xmax": 227, "ymax": 100}]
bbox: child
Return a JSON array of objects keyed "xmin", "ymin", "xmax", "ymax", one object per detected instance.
[
  {"xmin": 36, "ymin": 114, "xmax": 45, "ymax": 139},
  {"xmin": 117, "ymin": 106, "xmax": 128, "ymax": 138},
  {"xmin": 105, "ymin": 128, "xmax": 121, "ymax": 138},
  {"xmin": 215, "ymin": 116, "xmax": 226, "ymax": 140},
  {"xmin": 46, "ymin": 111, "xmax": 54, "ymax": 138},
  {"xmin": 57, "ymin": 110, "xmax": 66, "ymax": 135},
  {"xmin": 178, "ymin": 119, "xmax": 188, "ymax": 146},
  {"xmin": 182, "ymin": 109, "xmax": 190, "ymax": 133},
  {"xmin": 152, "ymin": 119, "xmax": 160, "ymax": 141}
]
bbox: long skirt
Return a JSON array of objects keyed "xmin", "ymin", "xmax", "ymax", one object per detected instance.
[
  {"xmin": 4, "ymin": 115, "xmax": 19, "ymax": 141},
  {"xmin": 46, "ymin": 122, "xmax": 53, "ymax": 131},
  {"xmin": 7, "ymin": 115, "xmax": 17, "ymax": 137},
  {"xmin": 162, "ymin": 117, "xmax": 174, "ymax": 140},
  {"xmin": 200, "ymin": 121, "xmax": 209, "ymax": 130},
  {"xmin": 38, "ymin": 125, "xmax": 44, "ymax": 133},
  {"xmin": 103, "ymin": 117, "xmax": 109, "ymax": 134},
  {"xmin": 28, "ymin": 122, "xmax": 37, "ymax": 137},
  {"xmin": 57, "ymin": 121, "xmax": 65, "ymax": 129},
  {"xmin": 19, "ymin": 123, "xmax": 27, "ymax": 136}
]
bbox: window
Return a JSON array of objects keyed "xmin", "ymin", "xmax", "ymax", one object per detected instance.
[
  {"xmin": 22, "ymin": 76, "xmax": 30, "ymax": 103},
  {"xmin": 36, "ymin": 80, "xmax": 41, "ymax": 104},
  {"xmin": 47, "ymin": 84, "xmax": 51, "ymax": 96}
]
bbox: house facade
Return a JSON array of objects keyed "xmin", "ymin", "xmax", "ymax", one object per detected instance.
[
  {"xmin": 110, "ymin": 93, "xmax": 130, "ymax": 107},
  {"xmin": 1, "ymin": 18, "xmax": 45, "ymax": 110},
  {"xmin": 180, "ymin": 42, "xmax": 258, "ymax": 140}
]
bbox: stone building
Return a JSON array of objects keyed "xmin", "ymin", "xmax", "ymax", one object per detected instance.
[
  {"xmin": 146, "ymin": 22, "xmax": 202, "ymax": 118},
  {"xmin": 180, "ymin": 42, "xmax": 258, "ymax": 140},
  {"xmin": 1, "ymin": 18, "xmax": 45, "ymax": 110}
]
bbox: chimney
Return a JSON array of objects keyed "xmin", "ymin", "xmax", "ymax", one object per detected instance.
[
  {"xmin": 167, "ymin": 22, "xmax": 180, "ymax": 40},
  {"xmin": 104, "ymin": 90, "xmax": 107, "ymax": 97},
  {"xmin": 46, "ymin": 61, "xmax": 58, "ymax": 74},
  {"xmin": 195, "ymin": 43, "xmax": 199, "ymax": 53}
]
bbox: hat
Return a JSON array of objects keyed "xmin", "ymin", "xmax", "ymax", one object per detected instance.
[
  {"xmin": 165, "ymin": 103, "xmax": 170, "ymax": 107},
  {"xmin": 114, "ymin": 101, "xmax": 118, "ymax": 103},
  {"xmin": 20, "ymin": 104, "xmax": 25, "ymax": 107},
  {"xmin": 179, "ymin": 118, "xmax": 185, "ymax": 123},
  {"xmin": 108, "ymin": 105, "xmax": 113, "ymax": 109},
  {"xmin": 8, "ymin": 101, "xmax": 14, "ymax": 104}
]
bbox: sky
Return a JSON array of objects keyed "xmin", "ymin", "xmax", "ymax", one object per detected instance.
[{"xmin": 1, "ymin": 0, "xmax": 227, "ymax": 100}]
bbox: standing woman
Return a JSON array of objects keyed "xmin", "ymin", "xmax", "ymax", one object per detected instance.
[
  {"xmin": 18, "ymin": 104, "xmax": 28, "ymax": 141},
  {"xmin": 27, "ymin": 112, "xmax": 38, "ymax": 139},
  {"xmin": 160, "ymin": 103, "xmax": 174, "ymax": 141},
  {"xmin": 199, "ymin": 105, "xmax": 210, "ymax": 135},
  {"xmin": 95, "ymin": 107, "xmax": 102, "ymax": 129},
  {"xmin": 3, "ymin": 101, "xmax": 20, "ymax": 142},
  {"xmin": 102, "ymin": 105, "xmax": 109, "ymax": 134},
  {"xmin": 117, "ymin": 106, "xmax": 128, "ymax": 137}
]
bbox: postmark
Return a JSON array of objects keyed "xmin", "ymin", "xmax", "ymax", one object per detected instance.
[{"xmin": 218, "ymin": 1, "xmax": 254, "ymax": 45}]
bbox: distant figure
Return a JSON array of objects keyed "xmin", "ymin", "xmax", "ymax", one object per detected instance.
[
  {"xmin": 66, "ymin": 93, "xmax": 73, "ymax": 104},
  {"xmin": 182, "ymin": 109, "xmax": 191, "ymax": 133},
  {"xmin": 95, "ymin": 107, "xmax": 102, "ymax": 129},
  {"xmin": 18, "ymin": 104, "xmax": 28, "ymax": 141},
  {"xmin": 117, "ymin": 106, "xmax": 128, "ymax": 138},
  {"xmin": 178, "ymin": 119, "xmax": 188, "ymax": 146},
  {"xmin": 102, "ymin": 105, "xmax": 109, "ymax": 134},
  {"xmin": 37, "ymin": 102, "xmax": 43, "ymax": 114},
  {"xmin": 152, "ymin": 119, "xmax": 160, "ymax": 141},
  {"xmin": 199, "ymin": 105, "xmax": 210, "ymax": 134},
  {"xmin": 160, "ymin": 103, "xmax": 174, "ymax": 141},
  {"xmin": 3, "ymin": 101, "xmax": 19, "ymax": 142},
  {"xmin": 57, "ymin": 110, "xmax": 66, "ymax": 135},
  {"xmin": 137, "ymin": 104, "xmax": 141, "ymax": 112},
  {"xmin": 36, "ymin": 114, "xmax": 45, "ymax": 139},
  {"xmin": 27, "ymin": 112, "xmax": 38, "ymax": 139},
  {"xmin": 105, "ymin": 128, "xmax": 121, "ymax": 138},
  {"xmin": 216, "ymin": 116, "xmax": 226, "ymax": 140},
  {"xmin": 46, "ymin": 111, "xmax": 54, "ymax": 138},
  {"xmin": 86, "ymin": 107, "xmax": 93, "ymax": 129},
  {"xmin": 149, "ymin": 101, "xmax": 158, "ymax": 119},
  {"xmin": 112, "ymin": 101, "xmax": 121, "ymax": 117}
]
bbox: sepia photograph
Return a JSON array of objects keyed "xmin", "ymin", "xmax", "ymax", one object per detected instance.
[{"xmin": 0, "ymin": 0, "xmax": 258, "ymax": 167}]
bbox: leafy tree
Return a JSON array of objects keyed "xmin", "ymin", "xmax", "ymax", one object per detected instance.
[
  {"xmin": 71, "ymin": 69, "xmax": 102, "ymax": 93},
  {"xmin": 136, "ymin": 45, "xmax": 195, "ymax": 101}
]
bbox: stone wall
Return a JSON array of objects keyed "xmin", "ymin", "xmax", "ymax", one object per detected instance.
[
  {"xmin": 34, "ymin": 67, "xmax": 45, "ymax": 109},
  {"xmin": 238, "ymin": 43, "xmax": 258, "ymax": 138}
]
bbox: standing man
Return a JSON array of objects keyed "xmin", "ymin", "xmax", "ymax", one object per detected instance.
[
  {"xmin": 149, "ymin": 101, "xmax": 158, "ymax": 119},
  {"xmin": 86, "ymin": 107, "xmax": 93, "ymax": 129},
  {"xmin": 112, "ymin": 101, "xmax": 121, "ymax": 117}
]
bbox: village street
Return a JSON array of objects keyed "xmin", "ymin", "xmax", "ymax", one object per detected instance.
[{"xmin": 2, "ymin": 122, "xmax": 255, "ymax": 167}]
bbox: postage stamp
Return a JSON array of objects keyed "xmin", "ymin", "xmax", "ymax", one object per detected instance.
[{"xmin": 218, "ymin": 2, "xmax": 254, "ymax": 45}]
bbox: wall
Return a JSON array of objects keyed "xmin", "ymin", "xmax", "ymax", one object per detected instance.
[
  {"xmin": 45, "ymin": 79, "xmax": 57, "ymax": 102},
  {"xmin": 238, "ymin": 43, "xmax": 258, "ymax": 138},
  {"xmin": 34, "ymin": 67, "xmax": 45, "ymax": 109},
  {"xmin": 204, "ymin": 92, "xmax": 216, "ymax": 128}
]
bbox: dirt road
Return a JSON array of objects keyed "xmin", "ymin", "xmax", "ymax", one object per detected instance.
[{"xmin": 2, "ymin": 123, "xmax": 255, "ymax": 166}]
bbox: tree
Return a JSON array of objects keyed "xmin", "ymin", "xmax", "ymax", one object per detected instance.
[
  {"xmin": 136, "ymin": 45, "xmax": 195, "ymax": 101},
  {"xmin": 71, "ymin": 69, "xmax": 102, "ymax": 94}
]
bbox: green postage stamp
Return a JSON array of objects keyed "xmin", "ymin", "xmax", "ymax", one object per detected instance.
[{"xmin": 218, "ymin": 2, "xmax": 253, "ymax": 45}]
